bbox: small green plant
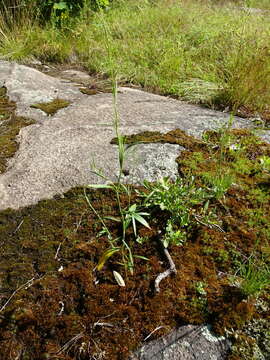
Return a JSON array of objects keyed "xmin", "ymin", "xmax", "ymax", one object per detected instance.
[
  {"xmin": 191, "ymin": 281, "xmax": 208, "ymax": 313},
  {"xmin": 232, "ymin": 157, "xmax": 255, "ymax": 175},
  {"xmin": 86, "ymin": 163, "xmax": 151, "ymax": 275},
  {"xmin": 216, "ymin": 249, "xmax": 229, "ymax": 264},
  {"xmin": 83, "ymin": 9, "xmax": 152, "ymax": 275},
  {"xmin": 244, "ymin": 0, "xmax": 252, "ymax": 8},
  {"xmin": 194, "ymin": 281, "xmax": 207, "ymax": 297},
  {"xmin": 217, "ymin": 114, "xmax": 234, "ymax": 161},
  {"xmin": 237, "ymin": 255, "xmax": 270, "ymax": 298},
  {"xmin": 203, "ymin": 116, "xmax": 235, "ymax": 199},
  {"xmin": 259, "ymin": 155, "xmax": 270, "ymax": 173},
  {"xmin": 203, "ymin": 171, "xmax": 234, "ymax": 200},
  {"xmin": 37, "ymin": 0, "xmax": 110, "ymax": 26},
  {"xmin": 139, "ymin": 176, "xmax": 211, "ymax": 248},
  {"xmin": 162, "ymin": 221, "xmax": 186, "ymax": 248}
]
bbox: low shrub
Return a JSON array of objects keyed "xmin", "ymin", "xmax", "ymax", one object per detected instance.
[{"xmin": 0, "ymin": 0, "xmax": 110, "ymax": 26}]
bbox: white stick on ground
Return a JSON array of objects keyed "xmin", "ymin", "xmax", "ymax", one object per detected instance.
[
  {"xmin": 0, "ymin": 276, "xmax": 36, "ymax": 313},
  {"xmin": 155, "ymin": 238, "xmax": 177, "ymax": 293}
]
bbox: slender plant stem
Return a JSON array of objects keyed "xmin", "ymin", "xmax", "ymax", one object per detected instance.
[{"xmin": 84, "ymin": 188, "xmax": 113, "ymax": 244}]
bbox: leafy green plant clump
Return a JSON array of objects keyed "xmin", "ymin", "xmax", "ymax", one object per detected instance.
[
  {"xmin": 139, "ymin": 177, "xmax": 213, "ymax": 247},
  {"xmin": 0, "ymin": 0, "xmax": 110, "ymax": 25},
  {"xmin": 237, "ymin": 256, "xmax": 270, "ymax": 298}
]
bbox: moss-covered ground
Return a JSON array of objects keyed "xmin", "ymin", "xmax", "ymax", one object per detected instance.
[
  {"xmin": 0, "ymin": 126, "xmax": 269, "ymax": 359},
  {"xmin": 30, "ymin": 98, "xmax": 71, "ymax": 116},
  {"xmin": 0, "ymin": 86, "xmax": 35, "ymax": 173}
]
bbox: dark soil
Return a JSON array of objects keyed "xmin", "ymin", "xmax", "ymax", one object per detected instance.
[{"xmin": 0, "ymin": 127, "xmax": 269, "ymax": 359}]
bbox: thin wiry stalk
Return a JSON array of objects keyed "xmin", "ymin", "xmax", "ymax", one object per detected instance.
[
  {"xmin": 112, "ymin": 79, "xmax": 125, "ymax": 183},
  {"xmin": 86, "ymin": 9, "xmax": 135, "ymax": 274},
  {"xmin": 0, "ymin": 276, "xmax": 37, "ymax": 313},
  {"xmin": 84, "ymin": 188, "xmax": 114, "ymax": 244}
]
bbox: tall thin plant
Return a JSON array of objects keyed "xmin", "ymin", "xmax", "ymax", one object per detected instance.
[{"xmin": 84, "ymin": 9, "xmax": 150, "ymax": 275}]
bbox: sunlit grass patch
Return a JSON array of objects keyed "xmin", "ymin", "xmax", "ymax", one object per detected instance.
[{"xmin": 1, "ymin": 0, "xmax": 270, "ymax": 115}]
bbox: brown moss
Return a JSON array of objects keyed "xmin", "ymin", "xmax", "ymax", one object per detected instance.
[
  {"xmin": 79, "ymin": 79, "xmax": 113, "ymax": 95},
  {"xmin": 30, "ymin": 98, "xmax": 71, "ymax": 116},
  {"xmin": 237, "ymin": 105, "xmax": 270, "ymax": 128},
  {"xmin": 79, "ymin": 86, "xmax": 112, "ymax": 95},
  {"xmin": 111, "ymin": 128, "xmax": 207, "ymax": 152},
  {"xmin": 211, "ymin": 290, "xmax": 256, "ymax": 335},
  {"xmin": 0, "ymin": 187, "xmax": 220, "ymax": 359},
  {"xmin": 0, "ymin": 128, "xmax": 269, "ymax": 359},
  {"xmin": 0, "ymin": 86, "xmax": 35, "ymax": 173},
  {"xmin": 79, "ymin": 87, "xmax": 100, "ymax": 95}
]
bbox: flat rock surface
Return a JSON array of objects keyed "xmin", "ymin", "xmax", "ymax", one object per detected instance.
[
  {"xmin": 131, "ymin": 325, "xmax": 230, "ymax": 360},
  {"xmin": 1, "ymin": 61, "xmax": 265, "ymax": 211}
]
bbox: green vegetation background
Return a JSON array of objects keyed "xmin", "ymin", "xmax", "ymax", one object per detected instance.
[{"xmin": 0, "ymin": 0, "xmax": 270, "ymax": 120}]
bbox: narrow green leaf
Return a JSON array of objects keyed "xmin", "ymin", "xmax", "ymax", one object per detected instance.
[
  {"xmin": 163, "ymin": 238, "xmax": 169, "ymax": 248},
  {"xmin": 137, "ymin": 212, "xmax": 150, "ymax": 216},
  {"xmin": 123, "ymin": 218, "xmax": 131, "ymax": 230},
  {"xmin": 204, "ymin": 200, "xmax": 209, "ymax": 212},
  {"xmin": 132, "ymin": 216, "xmax": 137, "ymax": 237},
  {"xmin": 134, "ymin": 255, "xmax": 149, "ymax": 261},
  {"xmin": 104, "ymin": 216, "xmax": 121, "ymax": 222},
  {"xmin": 133, "ymin": 214, "xmax": 151, "ymax": 229},
  {"xmin": 88, "ymin": 184, "xmax": 113, "ymax": 189},
  {"xmin": 128, "ymin": 204, "xmax": 137, "ymax": 212},
  {"xmin": 97, "ymin": 248, "xmax": 120, "ymax": 271}
]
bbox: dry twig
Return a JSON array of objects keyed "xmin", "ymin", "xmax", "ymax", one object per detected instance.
[
  {"xmin": 155, "ymin": 238, "xmax": 177, "ymax": 293},
  {"xmin": 0, "ymin": 276, "xmax": 36, "ymax": 313},
  {"xmin": 144, "ymin": 326, "xmax": 167, "ymax": 341}
]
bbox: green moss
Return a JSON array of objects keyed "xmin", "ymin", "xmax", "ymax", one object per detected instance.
[
  {"xmin": 232, "ymin": 157, "xmax": 258, "ymax": 176},
  {"xmin": 30, "ymin": 98, "xmax": 71, "ymax": 116},
  {"xmin": 216, "ymin": 249, "xmax": 229, "ymax": 264},
  {"xmin": 0, "ymin": 86, "xmax": 7, "ymax": 97},
  {"xmin": 79, "ymin": 87, "xmax": 99, "ymax": 95},
  {"xmin": 0, "ymin": 187, "xmax": 88, "ymax": 289},
  {"xmin": 79, "ymin": 84, "xmax": 112, "ymax": 95},
  {"xmin": 0, "ymin": 86, "xmax": 35, "ymax": 173}
]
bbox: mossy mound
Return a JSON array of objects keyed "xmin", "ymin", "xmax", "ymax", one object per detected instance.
[
  {"xmin": 30, "ymin": 98, "xmax": 71, "ymax": 116},
  {"xmin": 79, "ymin": 87, "xmax": 100, "ymax": 95},
  {"xmin": 0, "ymin": 86, "xmax": 35, "ymax": 173},
  {"xmin": 111, "ymin": 128, "xmax": 207, "ymax": 152}
]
